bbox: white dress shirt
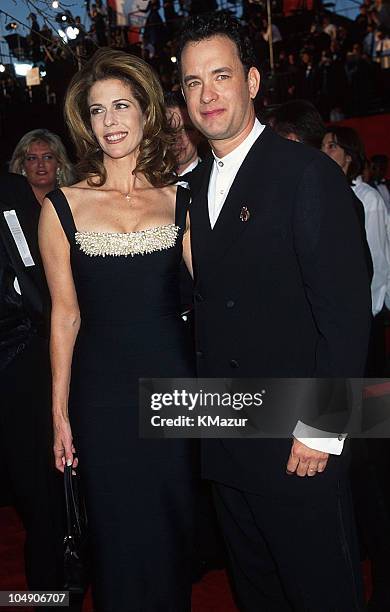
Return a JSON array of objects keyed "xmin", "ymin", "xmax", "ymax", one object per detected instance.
[
  {"xmin": 208, "ymin": 119, "xmax": 265, "ymax": 228},
  {"xmin": 352, "ymin": 175, "xmax": 390, "ymax": 316},
  {"xmin": 374, "ymin": 182, "xmax": 390, "ymax": 212},
  {"xmin": 207, "ymin": 118, "xmax": 344, "ymax": 455}
]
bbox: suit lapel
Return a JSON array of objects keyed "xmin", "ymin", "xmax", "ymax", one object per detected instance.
[{"xmin": 191, "ymin": 126, "xmax": 275, "ymax": 280}]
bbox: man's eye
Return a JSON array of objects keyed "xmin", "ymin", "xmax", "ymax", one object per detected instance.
[
  {"xmin": 187, "ymin": 81, "xmax": 200, "ymax": 88},
  {"xmin": 216, "ymin": 74, "xmax": 229, "ymax": 80}
]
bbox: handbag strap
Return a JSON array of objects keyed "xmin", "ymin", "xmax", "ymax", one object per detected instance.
[{"xmin": 64, "ymin": 464, "xmax": 82, "ymax": 537}]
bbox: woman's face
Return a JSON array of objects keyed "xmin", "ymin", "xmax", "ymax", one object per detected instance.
[
  {"xmin": 23, "ymin": 140, "xmax": 59, "ymax": 190},
  {"xmin": 88, "ymin": 78, "xmax": 144, "ymax": 160},
  {"xmin": 321, "ymin": 133, "xmax": 351, "ymax": 175}
]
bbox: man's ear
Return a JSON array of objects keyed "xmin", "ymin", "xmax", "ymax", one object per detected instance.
[{"xmin": 248, "ymin": 67, "xmax": 261, "ymax": 99}]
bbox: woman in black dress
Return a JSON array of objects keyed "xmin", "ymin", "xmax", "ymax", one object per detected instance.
[{"xmin": 39, "ymin": 49, "xmax": 195, "ymax": 612}]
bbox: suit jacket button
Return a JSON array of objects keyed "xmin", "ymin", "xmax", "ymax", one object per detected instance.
[
  {"xmin": 230, "ymin": 359, "xmax": 239, "ymax": 368},
  {"xmin": 194, "ymin": 293, "xmax": 204, "ymax": 302},
  {"xmin": 226, "ymin": 300, "xmax": 235, "ymax": 308},
  {"xmin": 196, "ymin": 350, "xmax": 203, "ymax": 358}
]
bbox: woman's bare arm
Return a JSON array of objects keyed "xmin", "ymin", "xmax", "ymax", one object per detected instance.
[{"xmin": 38, "ymin": 196, "xmax": 80, "ymax": 471}]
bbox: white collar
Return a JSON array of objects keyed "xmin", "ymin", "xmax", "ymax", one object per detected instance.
[
  {"xmin": 178, "ymin": 157, "xmax": 200, "ymax": 176},
  {"xmin": 352, "ymin": 175, "xmax": 363, "ymax": 187},
  {"xmin": 212, "ymin": 118, "xmax": 265, "ymax": 172}
]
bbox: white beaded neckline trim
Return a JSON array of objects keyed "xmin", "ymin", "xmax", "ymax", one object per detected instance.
[{"xmin": 75, "ymin": 223, "xmax": 180, "ymax": 258}]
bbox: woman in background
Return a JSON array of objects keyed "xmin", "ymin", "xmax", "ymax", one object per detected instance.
[
  {"xmin": 0, "ymin": 131, "xmax": 76, "ymax": 606},
  {"xmin": 10, "ymin": 128, "xmax": 75, "ymax": 205}
]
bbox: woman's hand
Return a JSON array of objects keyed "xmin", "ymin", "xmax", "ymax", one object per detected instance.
[{"xmin": 53, "ymin": 413, "xmax": 78, "ymax": 472}]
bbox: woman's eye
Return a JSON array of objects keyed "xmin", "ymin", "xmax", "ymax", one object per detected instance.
[
  {"xmin": 25, "ymin": 156, "xmax": 35, "ymax": 162},
  {"xmin": 115, "ymin": 103, "xmax": 128, "ymax": 109},
  {"xmin": 43, "ymin": 155, "xmax": 54, "ymax": 160},
  {"xmin": 90, "ymin": 107, "xmax": 103, "ymax": 115}
]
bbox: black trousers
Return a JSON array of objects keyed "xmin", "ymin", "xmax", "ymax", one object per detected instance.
[
  {"xmin": 212, "ymin": 475, "xmax": 365, "ymax": 612},
  {"xmin": 0, "ymin": 335, "xmax": 64, "ymax": 591}
]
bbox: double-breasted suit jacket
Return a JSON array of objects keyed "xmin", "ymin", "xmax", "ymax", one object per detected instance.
[{"xmin": 189, "ymin": 126, "xmax": 372, "ymax": 494}]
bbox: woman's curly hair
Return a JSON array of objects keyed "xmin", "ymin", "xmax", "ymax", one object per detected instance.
[{"xmin": 64, "ymin": 48, "xmax": 177, "ymax": 187}]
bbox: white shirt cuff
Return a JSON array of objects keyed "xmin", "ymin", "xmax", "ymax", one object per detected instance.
[{"xmin": 293, "ymin": 420, "xmax": 346, "ymax": 455}]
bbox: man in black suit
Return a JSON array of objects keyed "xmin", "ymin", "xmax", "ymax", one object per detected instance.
[
  {"xmin": 178, "ymin": 12, "xmax": 372, "ymax": 611},
  {"xmin": 0, "ymin": 173, "xmax": 65, "ymax": 598}
]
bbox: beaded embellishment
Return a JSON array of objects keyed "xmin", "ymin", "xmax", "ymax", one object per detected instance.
[{"xmin": 75, "ymin": 224, "xmax": 180, "ymax": 258}]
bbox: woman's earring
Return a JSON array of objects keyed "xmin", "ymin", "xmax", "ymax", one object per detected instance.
[
  {"xmin": 56, "ymin": 167, "xmax": 61, "ymax": 185},
  {"xmin": 21, "ymin": 168, "xmax": 26, "ymax": 176}
]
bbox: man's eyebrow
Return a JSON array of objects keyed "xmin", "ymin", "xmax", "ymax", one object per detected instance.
[
  {"xmin": 183, "ymin": 74, "xmax": 199, "ymax": 85},
  {"xmin": 211, "ymin": 66, "xmax": 232, "ymax": 75},
  {"xmin": 183, "ymin": 67, "xmax": 232, "ymax": 85}
]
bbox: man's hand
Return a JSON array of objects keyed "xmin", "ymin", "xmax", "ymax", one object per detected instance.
[{"xmin": 286, "ymin": 439, "xmax": 329, "ymax": 477}]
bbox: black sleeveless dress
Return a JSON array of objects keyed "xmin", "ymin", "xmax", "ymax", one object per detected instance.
[{"xmin": 47, "ymin": 187, "xmax": 195, "ymax": 612}]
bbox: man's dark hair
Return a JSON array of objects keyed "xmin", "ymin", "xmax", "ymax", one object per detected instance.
[
  {"xmin": 164, "ymin": 90, "xmax": 186, "ymax": 109},
  {"xmin": 271, "ymin": 100, "xmax": 326, "ymax": 150},
  {"xmin": 177, "ymin": 11, "xmax": 257, "ymax": 77},
  {"xmin": 325, "ymin": 126, "xmax": 365, "ymax": 181}
]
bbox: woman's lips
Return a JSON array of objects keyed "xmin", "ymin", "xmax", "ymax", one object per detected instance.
[{"xmin": 104, "ymin": 131, "xmax": 128, "ymax": 144}]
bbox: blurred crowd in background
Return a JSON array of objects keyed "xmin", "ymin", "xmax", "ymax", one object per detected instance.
[{"xmin": 0, "ymin": 0, "xmax": 389, "ymax": 119}]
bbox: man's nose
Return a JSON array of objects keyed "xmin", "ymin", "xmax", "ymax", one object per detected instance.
[{"xmin": 201, "ymin": 83, "xmax": 217, "ymax": 104}]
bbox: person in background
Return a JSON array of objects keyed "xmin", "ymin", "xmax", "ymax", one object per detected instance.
[
  {"xmin": 370, "ymin": 154, "xmax": 390, "ymax": 211},
  {"xmin": 0, "ymin": 172, "xmax": 82, "ymax": 611},
  {"xmin": 322, "ymin": 125, "xmax": 390, "ymax": 611},
  {"xmin": 10, "ymin": 129, "xmax": 75, "ymax": 206},
  {"xmin": 165, "ymin": 90, "xmax": 202, "ymax": 180},
  {"xmin": 270, "ymin": 98, "xmax": 326, "ymax": 148},
  {"xmin": 322, "ymin": 126, "xmax": 389, "ymax": 322},
  {"xmin": 1, "ymin": 131, "xmax": 77, "ymax": 609}
]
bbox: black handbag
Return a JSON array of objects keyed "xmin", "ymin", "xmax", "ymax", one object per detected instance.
[{"xmin": 63, "ymin": 464, "xmax": 88, "ymax": 594}]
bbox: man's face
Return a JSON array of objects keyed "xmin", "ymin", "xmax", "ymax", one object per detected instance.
[
  {"xmin": 180, "ymin": 35, "xmax": 260, "ymax": 148},
  {"xmin": 167, "ymin": 105, "xmax": 200, "ymax": 170}
]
